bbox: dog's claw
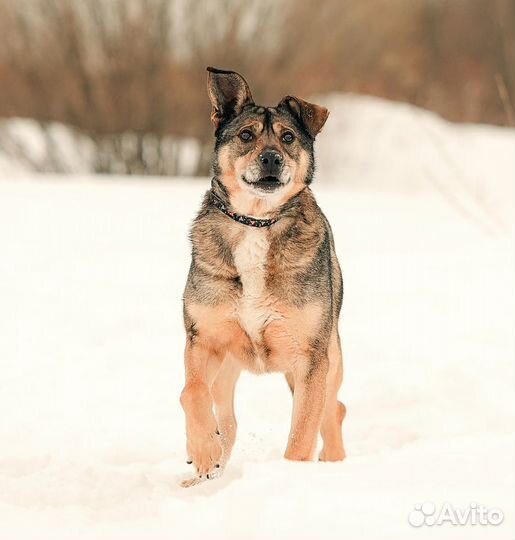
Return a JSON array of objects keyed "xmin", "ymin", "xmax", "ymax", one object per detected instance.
[
  {"xmin": 186, "ymin": 460, "xmax": 192, "ymax": 464},
  {"xmin": 215, "ymin": 463, "xmax": 220, "ymax": 468},
  {"xmin": 216, "ymin": 429, "xmax": 220, "ymax": 435}
]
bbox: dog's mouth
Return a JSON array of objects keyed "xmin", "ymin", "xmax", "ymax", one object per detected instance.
[{"xmin": 243, "ymin": 175, "xmax": 283, "ymax": 192}]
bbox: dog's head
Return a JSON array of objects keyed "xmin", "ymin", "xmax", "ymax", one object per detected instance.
[{"xmin": 207, "ymin": 67, "xmax": 328, "ymax": 215}]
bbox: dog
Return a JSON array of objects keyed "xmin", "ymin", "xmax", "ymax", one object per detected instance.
[{"xmin": 180, "ymin": 67, "xmax": 345, "ymax": 487}]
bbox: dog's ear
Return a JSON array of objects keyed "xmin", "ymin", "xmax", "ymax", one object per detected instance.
[
  {"xmin": 278, "ymin": 96, "xmax": 329, "ymax": 139},
  {"xmin": 207, "ymin": 67, "xmax": 254, "ymax": 129}
]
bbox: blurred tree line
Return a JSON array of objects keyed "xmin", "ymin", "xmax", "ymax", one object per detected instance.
[{"xmin": 0, "ymin": 0, "xmax": 513, "ymax": 176}]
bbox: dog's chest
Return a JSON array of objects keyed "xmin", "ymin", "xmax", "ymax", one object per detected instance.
[{"xmin": 232, "ymin": 229, "xmax": 275, "ymax": 345}]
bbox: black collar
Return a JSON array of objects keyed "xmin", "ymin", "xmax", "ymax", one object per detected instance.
[{"xmin": 210, "ymin": 193, "xmax": 278, "ymax": 228}]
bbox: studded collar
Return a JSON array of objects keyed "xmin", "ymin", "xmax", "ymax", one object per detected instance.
[{"xmin": 210, "ymin": 192, "xmax": 279, "ymax": 228}]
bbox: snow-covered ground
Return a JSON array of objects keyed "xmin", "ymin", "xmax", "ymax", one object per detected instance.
[{"xmin": 0, "ymin": 98, "xmax": 513, "ymax": 539}]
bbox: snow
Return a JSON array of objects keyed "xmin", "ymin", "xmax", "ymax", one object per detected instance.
[
  {"xmin": 316, "ymin": 94, "xmax": 514, "ymax": 229},
  {"xmin": 0, "ymin": 96, "xmax": 514, "ymax": 539}
]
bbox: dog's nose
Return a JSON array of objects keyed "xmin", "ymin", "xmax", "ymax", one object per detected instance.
[{"xmin": 259, "ymin": 150, "xmax": 283, "ymax": 175}]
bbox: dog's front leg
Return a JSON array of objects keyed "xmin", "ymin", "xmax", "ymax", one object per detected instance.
[
  {"xmin": 180, "ymin": 341, "xmax": 223, "ymax": 486},
  {"xmin": 284, "ymin": 354, "xmax": 328, "ymax": 461}
]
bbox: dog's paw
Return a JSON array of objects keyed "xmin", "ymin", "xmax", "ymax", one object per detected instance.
[
  {"xmin": 180, "ymin": 464, "xmax": 224, "ymax": 488},
  {"xmin": 184, "ymin": 429, "xmax": 223, "ymax": 482}
]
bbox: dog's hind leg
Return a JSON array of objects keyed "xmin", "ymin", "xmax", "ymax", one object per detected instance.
[
  {"xmin": 211, "ymin": 357, "xmax": 241, "ymax": 470},
  {"xmin": 284, "ymin": 352, "xmax": 328, "ymax": 461},
  {"xmin": 319, "ymin": 329, "xmax": 346, "ymax": 461}
]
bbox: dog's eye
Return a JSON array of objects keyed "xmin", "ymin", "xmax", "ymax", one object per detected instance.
[
  {"xmin": 239, "ymin": 129, "xmax": 253, "ymax": 142},
  {"xmin": 282, "ymin": 131, "xmax": 295, "ymax": 144}
]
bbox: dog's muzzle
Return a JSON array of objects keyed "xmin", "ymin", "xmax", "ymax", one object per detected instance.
[{"xmin": 243, "ymin": 150, "xmax": 286, "ymax": 192}]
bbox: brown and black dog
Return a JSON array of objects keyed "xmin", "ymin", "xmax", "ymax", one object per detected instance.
[{"xmin": 180, "ymin": 67, "xmax": 345, "ymax": 487}]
